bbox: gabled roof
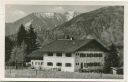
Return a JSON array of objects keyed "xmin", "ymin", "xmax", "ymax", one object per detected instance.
[
  {"xmin": 41, "ymin": 39, "xmax": 105, "ymax": 53},
  {"xmin": 28, "ymin": 39, "xmax": 109, "ymax": 58}
]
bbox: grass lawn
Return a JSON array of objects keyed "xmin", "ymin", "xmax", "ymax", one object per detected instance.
[{"xmin": 5, "ymin": 69, "xmax": 123, "ymax": 79}]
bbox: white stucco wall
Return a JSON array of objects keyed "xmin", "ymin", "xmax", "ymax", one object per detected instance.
[
  {"xmin": 43, "ymin": 53, "xmax": 75, "ymax": 72},
  {"xmin": 30, "ymin": 51, "xmax": 106, "ymax": 72}
]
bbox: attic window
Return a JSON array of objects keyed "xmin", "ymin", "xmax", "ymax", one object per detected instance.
[
  {"xmin": 56, "ymin": 53, "xmax": 62, "ymax": 57},
  {"xmin": 48, "ymin": 52, "xmax": 53, "ymax": 56},
  {"xmin": 66, "ymin": 53, "xmax": 72, "ymax": 57}
]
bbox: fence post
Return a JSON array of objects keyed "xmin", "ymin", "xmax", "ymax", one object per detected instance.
[
  {"xmin": 35, "ymin": 69, "xmax": 38, "ymax": 77},
  {"xmin": 100, "ymin": 72, "xmax": 102, "ymax": 78},
  {"xmin": 10, "ymin": 68, "xmax": 11, "ymax": 74}
]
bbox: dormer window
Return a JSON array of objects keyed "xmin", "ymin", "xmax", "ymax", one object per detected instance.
[
  {"xmin": 56, "ymin": 53, "xmax": 62, "ymax": 57},
  {"xmin": 48, "ymin": 52, "xmax": 53, "ymax": 56},
  {"xmin": 66, "ymin": 53, "xmax": 72, "ymax": 57}
]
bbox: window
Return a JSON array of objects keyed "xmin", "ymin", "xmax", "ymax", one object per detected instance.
[
  {"xmin": 97, "ymin": 53, "xmax": 99, "ymax": 57},
  {"xmin": 38, "ymin": 62, "xmax": 40, "ymax": 65},
  {"xmin": 56, "ymin": 53, "xmax": 62, "ymax": 57},
  {"xmin": 94, "ymin": 63, "xmax": 96, "ymax": 66},
  {"xmin": 66, "ymin": 53, "xmax": 72, "ymax": 57},
  {"xmin": 48, "ymin": 52, "xmax": 53, "ymax": 56},
  {"xmin": 76, "ymin": 53, "xmax": 78, "ymax": 56},
  {"xmin": 47, "ymin": 62, "xmax": 53, "ymax": 66},
  {"xmin": 76, "ymin": 63, "xmax": 79, "ymax": 65},
  {"xmin": 86, "ymin": 62, "xmax": 101, "ymax": 67},
  {"xmin": 99, "ymin": 53, "xmax": 102, "ymax": 57},
  {"xmin": 82, "ymin": 53, "xmax": 84, "ymax": 57},
  {"xmin": 56, "ymin": 63, "xmax": 62, "ymax": 66},
  {"xmin": 78, "ymin": 63, "xmax": 79, "ymax": 65},
  {"xmin": 79, "ymin": 53, "xmax": 102, "ymax": 57},
  {"xmin": 35, "ymin": 62, "xmax": 37, "ymax": 65},
  {"xmin": 76, "ymin": 63, "xmax": 77, "ymax": 65},
  {"xmin": 87, "ymin": 54, "xmax": 89, "ymax": 57},
  {"xmin": 65, "ymin": 63, "xmax": 72, "ymax": 67},
  {"xmin": 80, "ymin": 54, "xmax": 82, "ymax": 57},
  {"xmin": 41, "ymin": 62, "xmax": 43, "ymax": 65},
  {"xmin": 97, "ymin": 63, "xmax": 101, "ymax": 66},
  {"xmin": 80, "ymin": 53, "xmax": 84, "ymax": 57},
  {"xmin": 93, "ymin": 53, "xmax": 95, "ymax": 57},
  {"xmin": 87, "ymin": 53, "xmax": 89, "ymax": 57},
  {"xmin": 85, "ymin": 54, "xmax": 87, "ymax": 57},
  {"xmin": 91, "ymin": 53, "xmax": 93, "ymax": 57},
  {"xmin": 84, "ymin": 63, "xmax": 88, "ymax": 67}
]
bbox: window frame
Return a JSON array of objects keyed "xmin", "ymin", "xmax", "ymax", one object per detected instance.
[
  {"xmin": 47, "ymin": 52, "xmax": 53, "ymax": 56},
  {"xmin": 41, "ymin": 62, "xmax": 43, "ymax": 65},
  {"xmin": 65, "ymin": 53, "xmax": 72, "ymax": 57},
  {"xmin": 47, "ymin": 62, "xmax": 53, "ymax": 66},
  {"xmin": 56, "ymin": 62, "xmax": 62, "ymax": 66},
  {"xmin": 35, "ymin": 62, "xmax": 37, "ymax": 65},
  {"xmin": 38, "ymin": 62, "xmax": 40, "ymax": 65},
  {"xmin": 56, "ymin": 53, "xmax": 62, "ymax": 57},
  {"xmin": 65, "ymin": 63, "xmax": 72, "ymax": 67}
]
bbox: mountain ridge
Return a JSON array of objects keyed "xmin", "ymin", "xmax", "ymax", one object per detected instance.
[
  {"xmin": 6, "ymin": 11, "xmax": 80, "ymax": 36},
  {"xmin": 52, "ymin": 6, "xmax": 123, "ymax": 46}
]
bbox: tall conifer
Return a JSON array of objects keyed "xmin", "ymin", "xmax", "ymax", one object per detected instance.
[
  {"xmin": 17, "ymin": 24, "xmax": 26, "ymax": 46},
  {"xmin": 25, "ymin": 24, "xmax": 40, "ymax": 54}
]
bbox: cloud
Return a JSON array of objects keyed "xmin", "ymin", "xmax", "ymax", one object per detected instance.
[
  {"xmin": 13, "ymin": 10, "xmax": 26, "ymax": 16},
  {"xmin": 52, "ymin": 6, "xmax": 65, "ymax": 13},
  {"xmin": 6, "ymin": 9, "xmax": 27, "ymax": 22}
]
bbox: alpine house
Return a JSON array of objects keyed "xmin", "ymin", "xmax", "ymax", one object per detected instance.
[{"xmin": 28, "ymin": 38, "xmax": 109, "ymax": 72}]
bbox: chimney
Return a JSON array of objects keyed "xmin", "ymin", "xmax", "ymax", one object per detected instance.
[
  {"xmin": 65, "ymin": 35, "xmax": 70, "ymax": 39},
  {"xmin": 70, "ymin": 37, "xmax": 74, "ymax": 40},
  {"xmin": 65, "ymin": 35, "xmax": 74, "ymax": 40}
]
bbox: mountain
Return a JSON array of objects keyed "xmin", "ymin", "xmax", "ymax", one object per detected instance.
[
  {"xmin": 6, "ymin": 6, "xmax": 124, "ymax": 47},
  {"xmin": 52, "ymin": 6, "xmax": 124, "ymax": 46},
  {"xmin": 5, "ymin": 11, "xmax": 80, "ymax": 36}
]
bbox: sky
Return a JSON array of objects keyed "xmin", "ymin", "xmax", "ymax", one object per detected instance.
[{"xmin": 5, "ymin": 5, "xmax": 105, "ymax": 23}]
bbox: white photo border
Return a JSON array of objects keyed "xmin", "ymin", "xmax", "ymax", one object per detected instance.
[{"xmin": 0, "ymin": 0, "xmax": 127, "ymax": 82}]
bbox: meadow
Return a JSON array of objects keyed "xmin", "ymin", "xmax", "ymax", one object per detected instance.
[{"xmin": 5, "ymin": 69, "xmax": 123, "ymax": 79}]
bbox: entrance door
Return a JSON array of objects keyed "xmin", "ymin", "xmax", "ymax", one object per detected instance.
[{"xmin": 81, "ymin": 63, "xmax": 83, "ymax": 69}]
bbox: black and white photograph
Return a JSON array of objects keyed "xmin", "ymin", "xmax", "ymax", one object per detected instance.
[{"xmin": 5, "ymin": 2, "xmax": 124, "ymax": 79}]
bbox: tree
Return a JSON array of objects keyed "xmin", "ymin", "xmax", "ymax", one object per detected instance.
[
  {"xmin": 109, "ymin": 43, "xmax": 120, "ymax": 67},
  {"xmin": 9, "ymin": 41, "xmax": 26, "ymax": 68},
  {"xmin": 5, "ymin": 36, "xmax": 14, "ymax": 64},
  {"xmin": 104, "ymin": 43, "xmax": 120, "ymax": 73},
  {"xmin": 17, "ymin": 24, "xmax": 27, "ymax": 46},
  {"xmin": 25, "ymin": 24, "xmax": 40, "ymax": 54}
]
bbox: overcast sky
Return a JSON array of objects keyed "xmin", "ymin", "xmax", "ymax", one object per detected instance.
[{"xmin": 5, "ymin": 5, "xmax": 105, "ymax": 23}]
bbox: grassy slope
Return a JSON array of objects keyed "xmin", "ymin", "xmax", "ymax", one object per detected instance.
[{"xmin": 5, "ymin": 69, "xmax": 123, "ymax": 79}]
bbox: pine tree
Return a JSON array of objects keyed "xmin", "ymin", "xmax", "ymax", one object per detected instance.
[
  {"xmin": 104, "ymin": 43, "xmax": 120, "ymax": 73},
  {"xmin": 109, "ymin": 43, "xmax": 119, "ymax": 67},
  {"xmin": 25, "ymin": 24, "xmax": 40, "ymax": 54},
  {"xmin": 5, "ymin": 36, "xmax": 14, "ymax": 64},
  {"xmin": 17, "ymin": 24, "xmax": 27, "ymax": 46}
]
